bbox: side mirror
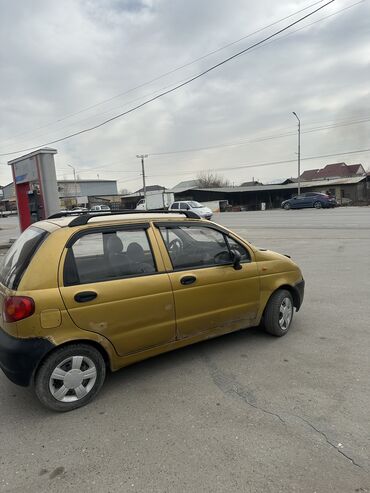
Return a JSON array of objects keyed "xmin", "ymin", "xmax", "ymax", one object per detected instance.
[{"xmin": 231, "ymin": 249, "xmax": 242, "ymax": 270}]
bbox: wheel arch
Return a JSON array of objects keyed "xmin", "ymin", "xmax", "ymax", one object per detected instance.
[
  {"xmin": 263, "ymin": 284, "xmax": 301, "ymax": 317},
  {"xmin": 33, "ymin": 338, "xmax": 112, "ymax": 384}
]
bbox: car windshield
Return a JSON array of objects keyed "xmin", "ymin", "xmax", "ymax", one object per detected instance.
[
  {"xmin": 0, "ymin": 226, "xmax": 47, "ymax": 290},
  {"xmin": 188, "ymin": 201, "xmax": 203, "ymax": 208}
]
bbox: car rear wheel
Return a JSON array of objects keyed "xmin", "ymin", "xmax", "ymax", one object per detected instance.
[
  {"xmin": 263, "ymin": 289, "xmax": 294, "ymax": 337},
  {"xmin": 283, "ymin": 203, "xmax": 291, "ymax": 210},
  {"xmin": 313, "ymin": 201, "xmax": 322, "ymax": 209},
  {"xmin": 35, "ymin": 344, "xmax": 106, "ymax": 412}
]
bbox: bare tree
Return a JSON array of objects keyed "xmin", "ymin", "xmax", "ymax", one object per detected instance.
[
  {"xmin": 196, "ymin": 171, "xmax": 230, "ymax": 188},
  {"xmin": 119, "ymin": 188, "xmax": 131, "ymax": 195}
]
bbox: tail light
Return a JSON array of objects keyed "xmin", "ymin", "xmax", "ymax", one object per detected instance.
[{"xmin": 3, "ymin": 296, "xmax": 35, "ymax": 323}]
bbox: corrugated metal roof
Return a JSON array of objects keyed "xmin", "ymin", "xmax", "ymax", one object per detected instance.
[
  {"xmin": 172, "ymin": 179, "xmax": 199, "ymax": 190},
  {"xmin": 178, "ymin": 176, "xmax": 366, "ymax": 194}
]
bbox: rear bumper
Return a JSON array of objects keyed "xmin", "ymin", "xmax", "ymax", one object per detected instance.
[
  {"xmin": 0, "ymin": 328, "xmax": 54, "ymax": 387},
  {"xmin": 294, "ymin": 279, "xmax": 305, "ymax": 311}
]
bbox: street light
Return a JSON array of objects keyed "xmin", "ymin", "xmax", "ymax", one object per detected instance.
[
  {"xmin": 136, "ymin": 154, "xmax": 148, "ymax": 209},
  {"xmin": 292, "ymin": 112, "xmax": 301, "ymax": 196}
]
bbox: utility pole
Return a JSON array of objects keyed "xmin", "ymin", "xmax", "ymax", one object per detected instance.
[
  {"xmin": 136, "ymin": 154, "xmax": 148, "ymax": 209},
  {"xmin": 292, "ymin": 112, "xmax": 301, "ymax": 195},
  {"xmin": 68, "ymin": 164, "xmax": 78, "ymax": 202}
]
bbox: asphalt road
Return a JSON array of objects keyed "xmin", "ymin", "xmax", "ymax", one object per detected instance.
[{"xmin": 0, "ymin": 208, "xmax": 369, "ymax": 492}]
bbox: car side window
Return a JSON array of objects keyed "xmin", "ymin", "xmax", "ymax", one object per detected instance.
[
  {"xmin": 64, "ymin": 228, "xmax": 156, "ymax": 286},
  {"xmin": 159, "ymin": 225, "xmax": 235, "ymax": 270},
  {"xmin": 179, "ymin": 203, "xmax": 189, "ymax": 210},
  {"xmin": 171, "ymin": 203, "xmax": 179, "ymax": 210}
]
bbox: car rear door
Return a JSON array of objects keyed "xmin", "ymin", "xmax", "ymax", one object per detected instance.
[
  {"xmin": 304, "ymin": 193, "xmax": 317, "ymax": 207},
  {"xmin": 59, "ymin": 224, "xmax": 176, "ymax": 356},
  {"xmin": 153, "ymin": 222, "xmax": 260, "ymax": 339}
]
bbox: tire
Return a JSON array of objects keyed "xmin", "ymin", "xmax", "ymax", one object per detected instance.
[
  {"xmin": 35, "ymin": 344, "xmax": 106, "ymax": 412},
  {"xmin": 313, "ymin": 201, "xmax": 322, "ymax": 209},
  {"xmin": 263, "ymin": 289, "xmax": 294, "ymax": 337},
  {"xmin": 283, "ymin": 203, "xmax": 291, "ymax": 210}
]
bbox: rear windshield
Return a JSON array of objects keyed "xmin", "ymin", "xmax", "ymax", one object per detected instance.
[{"xmin": 0, "ymin": 226, "xmax": 48, "ymax": 290}]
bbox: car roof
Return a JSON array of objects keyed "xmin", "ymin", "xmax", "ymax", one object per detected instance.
[{"xmin": 42, "ymin": 211, "xmax": 202, "ymax": 228}]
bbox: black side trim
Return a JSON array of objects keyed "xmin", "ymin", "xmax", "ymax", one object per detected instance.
[
  {"xmin": 65, "ymin": 223, "xmax": 151, "ymax": 248},
  {"xmin": 153, "ymin": 220, "xmax": 224, "ymax": 231},
  {"xmin": 0, "ymin": 328, "xmax": 55, "ymax": 387}
]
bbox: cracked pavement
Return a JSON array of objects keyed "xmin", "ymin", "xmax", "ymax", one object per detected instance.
[{"xmin": 0, "ymin": 208, "xmax": 369, "ymax": 492}]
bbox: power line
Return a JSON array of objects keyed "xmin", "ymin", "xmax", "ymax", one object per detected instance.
[
  {"xmin": 51, "ymin": 113, "xmax": 369, "ymax": 177},
  {"xmin": 54, "ymin": 117, "xmax": 369, "ymax": 178},
  {"xmin": 147, "ymin": 147, "xmax": 370, "ymax": 177},
  {"xmin": 63, "ymin": 147, "xmax": 369, "ymax": 181},
  {"xmin": 0, "ymin": 0, "xmax": 325, "ymax": 147},
  {"xmin": 0, "ymin": 0, "xmax": 336, "ymax": 158},
  {"xmin": 148, "ymin": 116, "xmax": 370, "ymax": 157}
]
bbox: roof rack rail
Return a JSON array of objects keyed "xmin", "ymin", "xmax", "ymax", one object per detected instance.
[
  {"xmin": 47, "ymin": 209, "xmax": 201, "ymax": 227},
  {"xmin": 48, "ymin": 211, "xmax": 86, "ymax": 219}
]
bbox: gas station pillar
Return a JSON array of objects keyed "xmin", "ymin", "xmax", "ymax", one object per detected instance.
[{"xmin": 8, "ymin": 148, "xmax": 60, "ymax": 232}]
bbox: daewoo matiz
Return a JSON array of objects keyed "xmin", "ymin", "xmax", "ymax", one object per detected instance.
[{"xmin": 0, "ymin": 211, "xmax": 304, "ymax": 411}]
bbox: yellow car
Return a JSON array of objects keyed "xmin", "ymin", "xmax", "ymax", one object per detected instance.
[{"xmin": 0, "ymin": 211, "xmax": 304, "ymax": 412}]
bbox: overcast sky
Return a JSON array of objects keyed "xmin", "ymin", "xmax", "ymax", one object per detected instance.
[{"xmin": 0, "ymin": 0, "xmax": 369, "ymax": 192}]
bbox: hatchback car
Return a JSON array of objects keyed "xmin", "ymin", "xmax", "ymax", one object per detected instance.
[
  {"xmin": 281, "ymin": 192, "xmax": 337, "ymax": 209},
  {"xmin": 169, "ymin": 201, "xmax": 213, "ymax": 220},
  {"xmin": 0, "ymin": 211, "xmax": 304, "ymax": 412}
]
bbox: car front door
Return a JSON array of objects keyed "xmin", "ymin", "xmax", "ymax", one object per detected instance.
[
  {"xmin": 153, "ymin": 222, "xmax": 260, "ymax": 339},
  {"xmin": 290, "ymin": 194, "xmax": 304, "ymax": 208},
  {"xmin": 59, "ymin": 225, "xmax": 176, "ymax": 356}
]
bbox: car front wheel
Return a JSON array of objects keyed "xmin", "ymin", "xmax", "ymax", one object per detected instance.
[
  {"xmin": 313, "ymin": 201, "xmax": 322, "ymax": 209},
  {"xmin": 263, "ymin": 289, "xmax": 294, "ymax": 337},
  {"xmin": 283, "ymin": 203, "xmax": 291, "ymax": 210},
  {"xmin": 35, "ymin": 344, "xmax": 106, "ymax": 412}
]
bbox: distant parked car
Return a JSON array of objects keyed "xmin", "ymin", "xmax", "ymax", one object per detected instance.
[
  {"xmin": 90, "ymin": 205, "xmax": 111, "ymax": 212},
  {"xmin": 169, "ymin": 201, "xmax": 212, "ymax": 219},
  {"xmin": 281, "ymin": 192, "xmax": 337, "ymax": 210},
  {"xmin": 72, "ymin": 207, "xmax": 88, "ymax": 213}
]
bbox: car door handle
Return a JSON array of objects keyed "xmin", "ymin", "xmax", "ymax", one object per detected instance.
[
  {"xmin": 180, "ymin": 275, "xmax": 197, "ymax": 285},
  {"xmin": 74, "ymin": 291, "xmax": 98, "ymax": 303}
]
